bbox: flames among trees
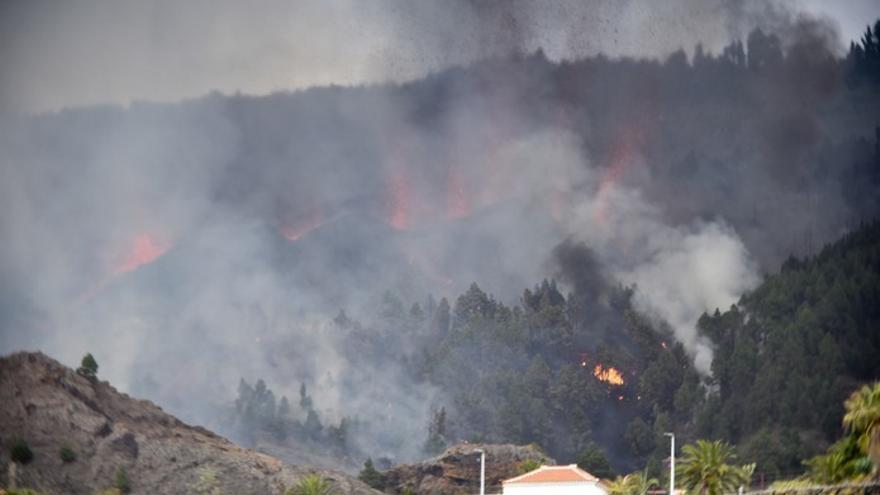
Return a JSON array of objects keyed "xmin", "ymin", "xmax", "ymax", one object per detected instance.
[{"xmin": 593, "ymin": 364, "xmax": 625, "ymax": 386}]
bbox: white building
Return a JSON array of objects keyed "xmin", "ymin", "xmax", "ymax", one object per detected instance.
[{"xmin": 502, "ymin": 464, "xmax": 608, "ymax": 495}]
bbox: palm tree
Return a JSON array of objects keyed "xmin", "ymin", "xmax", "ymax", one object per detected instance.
[
  {"xmin": 842, "ymin": 381, "xmax": 880, "ymax": 470},
  {"xmin": 677, "ymin": 440, "xmax": 755, "ymax": 495},
  {"xmin": 806, "ymin": 435, "xmax": 873, "ymax": 483},
  {"xmin": 286, "ymin": 474, "xmax": 337, "ymax": 495},
  {"xmin": 607, "ymin": 471, "xmax": 660, "ymax": 495}
]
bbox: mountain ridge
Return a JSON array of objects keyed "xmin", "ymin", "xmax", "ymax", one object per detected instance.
[{"xmin": 0, "ymin": 351, "xmax": 381, "ymax": 494}]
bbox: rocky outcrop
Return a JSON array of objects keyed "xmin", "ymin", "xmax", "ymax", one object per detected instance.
[
  {"xmin": 0, "ymin": 352, "xmax": 381, "ymax": 495},
  {"xmin": 382, "ymin": 443, "xmax": 554, "ymax": 494}
]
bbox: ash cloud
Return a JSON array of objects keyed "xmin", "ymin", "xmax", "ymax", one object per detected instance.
[{"xmin": 0, "ymin": 0, "xmax": 879, "ymax": 468}]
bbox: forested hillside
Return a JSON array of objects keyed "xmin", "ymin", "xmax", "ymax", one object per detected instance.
[
  {"xmin": 227, "ymin": 220, "xmax": 880, "ymax": 483},
  {"xmin": 695, "ymin": 220, "xmax": 880, "ymax": 481}
]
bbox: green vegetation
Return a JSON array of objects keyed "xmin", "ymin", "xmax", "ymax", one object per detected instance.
[
  {"xmin": 696, "ymin": 220, "xmax": 880, "ymax": 480},
  {"xmin": 357, "ymin": 458, "xmax": 386, "ymax": 490},
  {"xmin": 192, "ymin": 467, "xmax": 226, "ymax": 495},
  {"xmin": 606, "ymin": 470, "xmax": 659, "ymax": 495},
  {"xmin": 576, "ymin": 443, "xmax": 615, "ymax": 479},
  {"xmin": 516, "ymin": 458, "xmax": 541, "ymax": 474},
  {"xmin": 286, "ymin": 474, "xmax": 337, "ymax": 495},
  {"xmin": 77, "ymin": 353, "xmax": 98, "ymax": 380},
  {"xmin": 59, "ymin": 445, "xmax": 76, "ymax": 463},
  {"xmin": 676, "ymin": 440, "xmax": 754, "ymax": 495},
  {"xmin": 114, "ymin": 467, "xmax": 131, "ymax": 494},
  {"xmin": 10, "ymin": 439, "xmax": 34, "ymax": 464},
  {"xmin": 843, "ymin": 381, "xmax": 880, "ymax": 470},
  {"xmin": 226, "ymin": 219, "xmax": 880, "ymax": 480}
]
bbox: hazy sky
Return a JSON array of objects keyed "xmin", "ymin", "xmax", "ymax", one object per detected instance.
[{"xmin": 1, "ymin": 0, "xmax": 878, "ymax": 114}]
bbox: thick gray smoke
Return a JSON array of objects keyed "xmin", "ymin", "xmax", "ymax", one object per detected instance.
[{"xmin": 1, "ymin": 0, "xmax": 879, "ymax": 467}]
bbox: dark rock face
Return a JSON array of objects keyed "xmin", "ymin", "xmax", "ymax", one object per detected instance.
[
  {"xmin": 383, "ymin": 443, "xmax": 554, "ymax": 494},
  {"xmin": 0, "ymin": 352, "xmax": 381, "ymax": 495}
]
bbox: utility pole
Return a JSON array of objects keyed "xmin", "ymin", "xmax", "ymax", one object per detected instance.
[
  {"xmin": 664, "ymin": 432, "xmax": 675, "ymax": 495},
  {"xmin": 475, "ymin": 448, "xmax": 485, "ymax": 495}
]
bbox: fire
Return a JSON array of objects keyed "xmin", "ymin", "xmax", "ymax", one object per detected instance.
[
  {"xmin": 79, "ymin": 231, "xmax": 171, "ymax": 303},
  {"xmin": 593, "ymin": 364, "xmax": 625, "ymax": 386},
  {"xmin": 114, "ymin": 233, "xmax": 170, "ymax": 275}
]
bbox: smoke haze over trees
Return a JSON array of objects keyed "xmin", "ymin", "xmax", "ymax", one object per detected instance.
[{"xmin": 1, "ymin": 0, "xmax": 880, "ymax": 481}]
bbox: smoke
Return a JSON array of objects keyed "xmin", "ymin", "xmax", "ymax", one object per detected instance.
[
  {"xmin": 0, "ymin": 0, "xmax": 878, "ymax": 467},
  {"xmin": 2, "ymin": 0, "xmax": 872, "ymax": 113}
]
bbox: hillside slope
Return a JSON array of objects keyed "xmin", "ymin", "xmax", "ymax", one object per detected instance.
[
  {"xmin": 382, "ymin": 443, "xmax": 553, "ymax": 494},
  {"xmin": 0, "ymin": 352, "xmax": 381, "ymax": 495}
]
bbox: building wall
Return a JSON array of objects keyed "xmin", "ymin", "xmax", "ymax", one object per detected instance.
[{"xmin": 503, "ymin": 481, "xmax": 608, "ymax": 495}]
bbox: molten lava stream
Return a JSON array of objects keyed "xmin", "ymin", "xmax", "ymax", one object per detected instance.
[
  {"xmin": 78, "ymin": 232, "xmax": 171, "ymax": 303},
  {"xmin": 114, "ymin": 233, "xmax": 171, "ymax": 275}
]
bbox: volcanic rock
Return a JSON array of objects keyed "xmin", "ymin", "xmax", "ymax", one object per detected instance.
[
  {"xmin": 382, "ymin": 443, "xmax": 554, "ymax": 494},
  {"xmin": 0, "ymin": 351, "xmax": 381, "ymax": 495}
]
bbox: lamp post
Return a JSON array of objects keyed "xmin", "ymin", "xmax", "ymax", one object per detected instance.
[
  {"xmin": 475, "ymin": 448, "xmax": 485, "ymax": 495},
  {"xmin": 664, "ymin": 433, "xmax": 675, "ymax": 495}
]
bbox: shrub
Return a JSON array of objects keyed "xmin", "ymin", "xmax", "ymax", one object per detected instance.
[
  {"xmin": 517, "ymin": 458, "xmax": 541, "ymax": 474},
  {"xmin": 10, "ymin": 439, "xmax": 34, "ymax": 464},
  {"xmin": 114, "ymin": 467, "xmax": 131, "ymax": 494},
  {"xmin": 77, "ymin": 353, "xmax": 98, "ymax": 380},
  {"xmin": 357, "ymin": 458, "xmax": 385, "ymax": 490},
  {"xmin": 59, "ymin": 445, "xmax": 77, "ymax": 463},
  {"xmin": 286, "ymin": 474, "xmax": 337, "ymax": 495}
]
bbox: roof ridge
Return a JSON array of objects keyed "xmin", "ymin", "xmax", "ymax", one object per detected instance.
[{"xmin": 502, "ymin": 464, "xmax": 599, "ymax": 484}]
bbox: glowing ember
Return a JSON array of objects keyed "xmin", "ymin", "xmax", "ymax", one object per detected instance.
[
  {"xmin": 114, "ymin": 233, "xmax": 170, "ymax": 275},
  {"xmin": 593, "ymin": 364, "xmax": 625, "ymax": 386},
  {"xmin": 661, "ymin": 341, "xmax": 668, "ymax": 349}
]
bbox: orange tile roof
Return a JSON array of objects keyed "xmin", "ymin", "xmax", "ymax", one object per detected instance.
[{"xmin": 503, "ymin": 464, "xmax": 600, "ymax": 484}]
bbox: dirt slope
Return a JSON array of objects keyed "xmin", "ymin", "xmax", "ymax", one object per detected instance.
[{"xmin": 0, "ymin": 351, "xmax": 381, "ymax": 495}]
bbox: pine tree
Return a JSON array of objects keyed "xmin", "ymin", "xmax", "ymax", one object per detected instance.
[{"xmin": 77, "ymin": 353, "xmax": 98, "ymax": 380}]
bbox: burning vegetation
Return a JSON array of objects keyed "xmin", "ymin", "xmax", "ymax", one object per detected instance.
[{"xmin": 593, "ymin": 364, "xmax": 625, "ymax": 386}]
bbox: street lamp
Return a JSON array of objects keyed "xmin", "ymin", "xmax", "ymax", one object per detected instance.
[
  {"xmin": 664, "ymin": 433, "xmax": 675, "ymax": 495},
  {"xmin": 475, "ymin": 448, "xmax": 485, "ymax": 495}
]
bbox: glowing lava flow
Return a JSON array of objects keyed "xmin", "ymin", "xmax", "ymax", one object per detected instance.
[
  {"xmin": 78, "ymin": 232, "xmax": 171, "ymax": 303},
  {"xmin": 593, "ymin": 364, "xmax": 625, "ymax": 386},
  {"xmin": 114, "ymin": 233, "xmax": 171, "ymax": 275}
]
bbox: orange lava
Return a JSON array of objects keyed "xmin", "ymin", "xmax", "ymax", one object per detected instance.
[
  {"xmin": 114, "ymin": 233, "xmax": 170, "ymax": 275},
  {"xmin": 593, "ymin": 364, "xmax": 625, "ymax": 386}
]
